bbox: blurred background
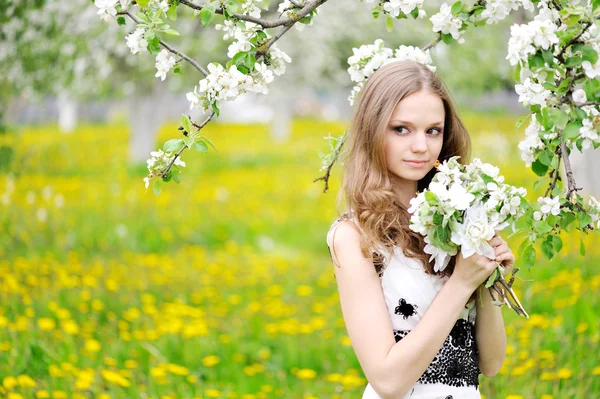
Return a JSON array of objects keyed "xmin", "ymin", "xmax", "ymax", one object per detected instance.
[{"xmin": 0, "ymin": 1, "xmax": 599, "ymax": 398}]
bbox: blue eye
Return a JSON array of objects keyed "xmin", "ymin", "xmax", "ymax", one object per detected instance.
[
  {"xmin": 394, "ymin": 126, "xmax": 409, "ymax": 135},
  {"xmin": 393, "ymin": 126, "xmax": 443, "ymax": 135}
]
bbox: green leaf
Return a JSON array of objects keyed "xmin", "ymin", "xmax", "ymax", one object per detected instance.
[
  {"xmin": 164, "ymin": 139, "xmax": 185, "ymax": 152},
  {"xmin": 117, "ymin": 16, "xmax": 126, "ymax": 25},
  {"xmin": 513, "ymin": 63, "xmax": 521, "ymax": 83},
  {"xmin": 485, "ymin": 268, "xmax": 498, "ymax": 288},
  {"xmin": 451, "ymin": 1, "xmax": 465, "ymax": 14},
  {"xmin": 385, "ymin": 17, "xmax": 394, "ymax": 32},
  {"xmin": 518, "ymin": 238, "xmax": 532, "ymax": 257},
  {"xmin": 173, "ymin": 65, "xmax": 181, "ymax": 75},
  {"xmin": 528, "ymin": 53, "xmax": 545, "ymax": 69},
  {"xmin": 211, "ymin": 102, "xmax": 220, "ymax": 117},
  {"xmin": 152, "ymin": 179, "xmax": 162, "ymax": 195},
  {"xmin": 565, "ymin": 56, "xmax": 583, "ymax": 67},
  {"xmin": 542, "ymin": 49, "xmax": 554, "ymax": 66},
  {"xmin": 542, "ymin": 236, "xmax": 555, "ymax": 259},
  {"xmin": 515, "ymin": 113, "xmax": 529, "ymax": 129},
  {"xmin": 552, "ymin": 235, "xmax": 563, "ymax": 253},
  {"xmin": 440, "ymin": 33, "xmax": 453, "ymax": 45},
  {"xmin": 535, "ymin": 219, "xmax": 553, "ymax": 235},
  {"xmin": 563, "ymin": 121, "xmax": 582, "ymax": 141},
  {"xmin": 559, "ymin": 212, "xmax": 576, "ymax": 230},
  {"xmin": 523, "ymin": 245, "xmax": 536, "ymax": 268},
  {"xmin": 193, "ymin": 141, "xmax": 209, "ymax": 152},
  {"xmin": 137, "ymin": 0, "xmax": 150, "ymax": 7},
  {"xmin": 425, "ymin": 191, "xmax": 439, "ymax": 205},
  {"xmin": 167, "ymin": 2, "xmax": 178, "ymax": 20},
  {"xmin": 162, "ymin": 28, "xmax": 180, "ymax": 36},
  {"xmin": 533, "ymin": 177, "xmax": 545, "ymax": 191},
  {"xmin": 181, "ymin": 114, "xmax": 192, "ymax": 134},
  {"xmin": 410, "ymin": 7, "xmax": 419, "ymax": 18},
  {"xmin": 200, "ymin": 4, "xmax": 216, "ymax": 28},
  {"xmin": 548, "ymin": 108, "xmax": 569, "ymax": 130},
  {"xmin": 575, "ymin": 44, "xmax": 599, "ymax": 64},
  {"xmin": 162, "ymin": 170, "xmax": 172, "ymax": 182},
  {"xmin": 580, "ymin": 237, "xmax": 586, "ymax": 255},
  {"xmin": 172, "ymin": 173, "xmax": 181, "ymax": 183},
  {"xmin": 244, "ymin": 53, "xmax": 256, "ymax": 71},
  {"xmin": 539, "ymin": 150, "xmax": 553, "ymax": 167},
  {"xmin": 532, "ymin": 159, "xmax": 549, "ymax": 176},
  {"xmin": 593, "ymin": 0, "xmax": 600, "ymax": 11},
  {"xmin": 578, "ymin": 212, "xmax": 593, "ymax": 228},
  {"xmin": 146, "ymin": 32, "xmax": 160, "ymax": 53},
  {"xmin": 201, "ymin": 136, "xmax": 219, "ymax": 153}
]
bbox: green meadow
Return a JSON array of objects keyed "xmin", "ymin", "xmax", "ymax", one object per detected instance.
[{"xmin": 0, "ymin": 113, "xmax": 598, "ymax": 399}]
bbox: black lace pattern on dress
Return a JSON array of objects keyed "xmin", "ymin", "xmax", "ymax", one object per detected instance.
[
  {"xmin": 394, "ymin": 298, "xmax": 419, "ymax": 319},
  {"xmin": 393, "ymin": 318, "xmax": 481, "ymax": 388}
]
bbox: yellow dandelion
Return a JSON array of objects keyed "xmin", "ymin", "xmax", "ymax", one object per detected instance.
[
  {"xmin": 186, "ymin": 375, "xmax": 198, "ymax": 384},
  {"xmin": 36, "ymin": 391, "xmax": 50, "ymax": 399},
  {"xmin": 100, "ymin": 369, "xmax": 131, "ymax": 388},
  {"xmin": 124, "ymin": 360, "xmax": 138, "ymax": 369},
  {"xmin": 202, "ymin": 355, "xmax": 220, "ymax": 367},
  {"xmin": 7, "ymin": 393, "xmax": 23, "ymax": 399},
  {"xmin": 103, "ymin": 357, "xmax": 117, "ymax": 367},
  {"xmin": 3, "ymin": 376, "xmax": 18, "ymax": 390},
  {"xmin": 591, "ymin": 366, "xmax": 600, "ymax": 375},
  {"xmin": 166, "ymin": 363, "xmax": 190, "ymax": 376},
  {"xmin": 340, "ymin": 336, "xmax": 352, "ymax": 346},
  {"xmin": 52, "ymin": 391, "xmax": 68, "ymax": 399},
  {"xmin": 540, "ymin": 395, "xmax": 553, "ymax": 399},
  {"xmin": 296, "ymin": 285, "xmax": 312, "ymax": 296},
  {"xmin": 296, "ymin": 369, "xmax": 317, "ymax": 379},
  {"xmin": 556, "ymin": 368, "xmax": 572, "ymax": 379},
  {"xmin": 0, "ymin": 341, "xmax": 11, "ymax": 351},
  {"xmin": 205, "ymin": 389, "xmax": 221, "ymax": 398},
  {"xmin": 505, "ymin": 396, "xmax": 523, "ymax": 399},
  {"xmin": 17, "ymin": 375, "xmax": 36, "ymax": 388},
  {"xmin": 73, "ymin": 394, "xmax": 87, "ymax": 399},
  {"xmin": 540, "ymin": 372, "xmax": 556, "ymax": 381},
  {"xmin": 37, "ymin": 318, "xmax": 56, "ymax": 331},
  {"xmin": 85, "ymin": 339, "xmax": 101, "ymax": 352},
  {"xmin": 150, "ymin": 367, "xmax": 166, "ymax": 378},
  {"xmin": 61, "ymin": 320, "xmax": 79, "ymax": 335}
]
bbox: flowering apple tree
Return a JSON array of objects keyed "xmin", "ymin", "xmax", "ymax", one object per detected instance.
[{"xmin": 94, "ymin": 0, "xmax": 600, "ymax": 278}]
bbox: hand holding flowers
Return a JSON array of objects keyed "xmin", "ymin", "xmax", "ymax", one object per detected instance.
[{"xmin": 409, "ymin": 156, "xmax": 529, "ymax": 317}]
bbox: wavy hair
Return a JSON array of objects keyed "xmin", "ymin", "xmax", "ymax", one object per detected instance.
[{"xmin": 333, "ymin": 59, "xmax": 472, "ymax": 280}]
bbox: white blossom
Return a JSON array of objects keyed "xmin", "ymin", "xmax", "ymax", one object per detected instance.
[
  {"xmin": 154, "ymin": 49, "xmax": 176, "ymax": 81},
  {"xmin": 573, "ymin": 89, "xmax": 587, "ymax": 105},
  {"xmin": 538, "ymin": 196, "xmax": 560, "ymax": 216},
  {"xmin": 515, "ymin": 77, "xmax": 551, "ymax": 107},
  {"xmin": 95, "ymin": 0, "xmax": 119, "ymax": 20},
  {"xmin": 126, "ymin": 27, "xmax": 148, "ymax": 55},
  {"xmin": 430, "ymin": 3, "xmax": 465, "ymax": 44},
  {"xmin": 450, "ymin": 204, "xmax": 497, "ymax": 259}
]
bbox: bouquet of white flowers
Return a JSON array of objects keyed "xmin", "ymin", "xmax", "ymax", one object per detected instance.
[{"xmin": 408, "ymin": 156, "xmax": 529, "ymax": 317}]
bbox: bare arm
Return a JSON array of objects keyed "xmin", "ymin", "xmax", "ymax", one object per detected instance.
[
  {"xmin": 328, "ymin": 222, "xmax": 497, "ymax": 399},
  {"xmin": 474, "ymin": 284, "xmax": 507, "ymax": 377}
]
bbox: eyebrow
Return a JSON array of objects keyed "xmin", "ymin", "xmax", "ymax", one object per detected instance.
[{"xmin": 389, "ymin": 120, "xmax": 445, "ymax": 126}]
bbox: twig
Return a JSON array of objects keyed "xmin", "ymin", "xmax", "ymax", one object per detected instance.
[
  {"xmin": 161, "ymin": 111, "xmax": 215, "ymax": 178},
  {"xmin": 313, "ymin": 131, "xmax": 346, "ymax": 193},
  {"xmin": 560, "ymin": 136, "xmax": 581, "ymax": 201},
  {"xmin": 179, "ymin": 0, "xmax": 326, "ymax": 29},
  {"xmin": 556, "ymin": 21, "xmax": 592, "ymax": 63},
  {"xmin": 120, "ymin": 10, "xmax": 209, "ymax": 76}
]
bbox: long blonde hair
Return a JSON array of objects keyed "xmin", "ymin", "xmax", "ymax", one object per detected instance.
[{"xmin": 333, "ymin": 60, "xmax": 471, "ymax": 278}]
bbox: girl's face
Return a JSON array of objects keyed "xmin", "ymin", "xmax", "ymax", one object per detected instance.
[{"xmin": 384, "ymin": 89, "xmax": 445, "ymax": 185}]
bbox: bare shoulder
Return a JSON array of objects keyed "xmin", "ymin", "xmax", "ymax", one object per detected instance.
[{"xmin": 326, "ymin": 218, "xmax": 368, "ymax": 269}]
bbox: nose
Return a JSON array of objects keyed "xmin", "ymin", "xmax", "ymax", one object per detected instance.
[{"xmin": 411, "ymin": 131, "xmax": 428, "ymax": 153}]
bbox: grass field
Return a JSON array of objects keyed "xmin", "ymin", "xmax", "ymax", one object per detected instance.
[{"xmin": 0, "ymin": 112, "xmax": 598, "ymax": 399}]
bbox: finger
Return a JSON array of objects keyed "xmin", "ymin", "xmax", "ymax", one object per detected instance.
[
  {"xmin": 488, "ymin": 236, "xmax": 504, "ymax": 248},
  {"xmin": 494, "ymin": 243, "xmax": 509, "ymax": 257}
]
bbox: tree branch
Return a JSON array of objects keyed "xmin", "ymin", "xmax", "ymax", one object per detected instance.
[
  {"xmin": 161, "ymin": 111, "xmax": 216, "ymax": 178},
  {"xmin": 560, "ymin": 136, "xmax": 581, "ymax": 201},
  {"xmin": 556, "ymin": 21, "xmax": 592, "ymax": 63},
  {"xmin": 120, "ymin": 10, "xmax": 209, "ymax": 76},
  {"xmin": 313, "ymin": 131, "xmax": 346, "ymax": 193},
  {"xmin": 179, "ymin": 0, "xmax": 326, "ymax": 29}
]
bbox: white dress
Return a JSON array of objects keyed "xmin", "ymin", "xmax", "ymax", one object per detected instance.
[{"xmin": 327, "ymin": 214, "xmax": 482, "ymax": 399}]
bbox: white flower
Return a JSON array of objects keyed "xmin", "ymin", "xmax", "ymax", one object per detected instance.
[
  {"xmin": 538, "ymin": 196, "xmax": 560, "ymax": 216},
  {"xmin": 450, "ymin": 204, "xmax": 497, "ymax": 259},
  {"xmin": 579, "ymin": 118, "xmax": 600, "ymax": 151},
  {"xmin": 515, "ymin": 77, "xmax": 551, "ymax": 107},
  {"xmin": 126, "ymin": 27, "xmax": 148, "ymax": 55},
  {"xmin": 430, "ymin": 3, "xmax": 465, "ymax": 44},
  {"xmin": 424, "ymin": 235, "xmax": 454, "ymax": 273},
  {"xmin": 154, "ymin": 49, "xmax": 176, "ymax": 81},
  {"xmin": 572, "ymin": 89, "xmax": 587, "ymax": 105},
  {"xmin": 582, "ymin": 60, "xmax": 600, "ymax": 79},
  {"xmin": 518, "ymin": 115, "xmax": 545, "ymax": 166},
  {"xmin": 448, "ymin": 183, "xmax": 475, "ymax": 211},
  {"xmin": 95, "ymin": 0, "xmax": 119, "ymax": 19}
]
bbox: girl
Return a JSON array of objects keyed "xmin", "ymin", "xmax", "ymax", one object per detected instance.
[{"xmin": 326, "ymin": 60, "xmax": 515, "ymax": 399}]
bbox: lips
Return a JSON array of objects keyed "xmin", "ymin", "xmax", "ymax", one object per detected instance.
[{"xmin": 405, "ymin": 160, "xmax": 428, "ymax": 167}]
